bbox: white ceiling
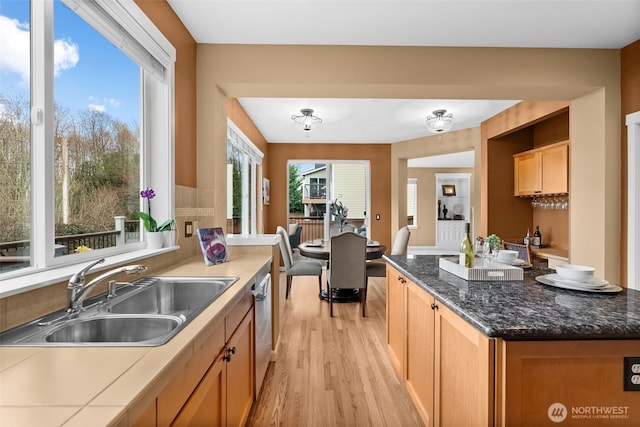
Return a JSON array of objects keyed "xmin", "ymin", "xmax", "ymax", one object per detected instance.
[{"xmin": 167, "ymin": 0, "xmax": 640, "ymax": 162}]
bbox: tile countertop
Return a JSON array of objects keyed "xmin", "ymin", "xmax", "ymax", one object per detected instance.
[
  {"xmin": 0, "ymin": 254, "xmax": 272, "ymax": 427},
  {"xmin": 384, "ymin": 255, "xmax": 640, "ymax": 340}
]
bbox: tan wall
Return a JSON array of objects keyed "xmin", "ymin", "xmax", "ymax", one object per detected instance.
[
  {"xmin": 135, "ymin": 0, "xmax": 197, "ymax": 188},
  {"xmin": 138, "ymin": 3, "xmax": 635, "ymax": 283},
  {"xmin": 408, "ymin": 167, "xmax": 475, "ymax": 246},
  {"xmin": 620, "ymin": 39, "xmax": 640, "ymax": 284},
  {"xmin": 393, "ymin": 128, "xmax": 481, "ymax": 243}
]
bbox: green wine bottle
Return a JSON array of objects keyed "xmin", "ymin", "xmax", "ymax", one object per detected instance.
[{"xmin": 459, "ymin": 222, "xmax": 474, "ymax": 268}]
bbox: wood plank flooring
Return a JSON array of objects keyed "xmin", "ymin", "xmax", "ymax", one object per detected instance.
[{"xmin": 246, "ymin": 271, "xmax": 424, "ymax": 427}]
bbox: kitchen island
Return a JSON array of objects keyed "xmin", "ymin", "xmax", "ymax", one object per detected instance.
[{"xmin": 384, "ymin": 254, "xmax": 640, "ymax": 426}]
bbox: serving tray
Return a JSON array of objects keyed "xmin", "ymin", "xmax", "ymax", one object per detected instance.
[{"xmin": 438, "ymin": 256, "xmax": 523, "ymax": 281}]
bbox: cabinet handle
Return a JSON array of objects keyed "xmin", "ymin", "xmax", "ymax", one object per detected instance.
[
  {"xmin": 431, "ymin": 302, "xmax": 439, "ymax": 310},
  {"xmin": 223, "ymin": 346, "xmax": 237, "ymax": 362}
]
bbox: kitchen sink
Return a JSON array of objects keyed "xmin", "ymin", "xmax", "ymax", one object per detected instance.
[
  {"xmin": 109, "ymin": 277, "xmax": 235, "ymax": 315},
  {"xmin": 0, "ymin": 275, "xmax": 238, "ymax": 346},
  {"xmin": 45, "ymin": 315, "xmax": 182, "ymax": 344}
]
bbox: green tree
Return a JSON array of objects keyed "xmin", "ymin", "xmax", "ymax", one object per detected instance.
[{"xmin": 289, "ymin": 164, "xmax": 303, "ymax": 213}]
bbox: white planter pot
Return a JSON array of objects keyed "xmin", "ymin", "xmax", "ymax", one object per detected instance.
[
  {"xmin": 163, "ymin": 230, "xmax": 175, "ymax": 247},
  {"xmin": 146, "ymin": 231, "xmax": 164, "ymax": 249}
]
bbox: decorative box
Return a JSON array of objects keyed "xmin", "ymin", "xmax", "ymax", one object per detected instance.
[{"xmin": 438, "ymin": 256, "xmax": 523, "ymax": 281}]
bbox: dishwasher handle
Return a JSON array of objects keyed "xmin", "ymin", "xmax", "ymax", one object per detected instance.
[{"xmin": 252, "ymin": 273, "xmax": 271, "ymax": 301}]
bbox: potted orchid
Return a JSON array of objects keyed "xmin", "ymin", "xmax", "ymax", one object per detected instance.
[{"xmin": 138, "ymin": 187, "xmax": 174, "ymax": 248}]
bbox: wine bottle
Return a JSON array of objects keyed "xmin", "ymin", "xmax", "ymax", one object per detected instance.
[
  {"xmin": 459, "ymin": 222, "xmax": 474, "ymax": 268},
  {"xmin": 532, "ymin": 225, "xmax": 542, "ymax": 247},
  {"xmin": 524, "ymin": 228, "xmax": 530, "ymax": 245}
]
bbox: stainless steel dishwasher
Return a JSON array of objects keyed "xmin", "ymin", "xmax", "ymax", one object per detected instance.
[{"xmin": 253, "ymin": 263, "xmax": 272, "ymax": 397}]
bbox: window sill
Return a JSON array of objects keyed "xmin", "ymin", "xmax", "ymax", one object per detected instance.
[{"xmin": 0, "ymin": 246, "xmax": 178, "ymax": 299}]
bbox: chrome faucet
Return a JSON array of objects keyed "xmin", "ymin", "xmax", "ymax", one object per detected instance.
[{"xmin": 67, "ymin": 259, "xmax": 147, "ymax": 313}]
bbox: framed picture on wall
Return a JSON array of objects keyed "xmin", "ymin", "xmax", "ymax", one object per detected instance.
[
  {"xmin": 263, "ymin": 178, "xmax": 270, "ymax": 205},
  {"xmin": 442, "ymin": 184, "xmax": 456, "ymax": 196}
]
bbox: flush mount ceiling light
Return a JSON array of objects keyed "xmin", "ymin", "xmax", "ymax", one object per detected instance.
[
  {"xmin": 291, "ymin": 108, "xmax": 322, "ymax": 133},
  {"xmin": 426, "ymin": 109, "xmax": 454, "ymax": 134}
]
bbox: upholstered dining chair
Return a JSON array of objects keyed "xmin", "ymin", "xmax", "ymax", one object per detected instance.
[
  {"xmin": 366, "ymin": 226, "xmax": 411, "ymax": 283},
  {"xmin": 327, "ymin": 231, "xmax": 368, "ymax": 317},
  {"xmin": 276, "ymin": 226, "xmax": 324, "ymax": 299}
]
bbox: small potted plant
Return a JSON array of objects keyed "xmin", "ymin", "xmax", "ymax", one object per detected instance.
[{"xmin": 138, "ymin": 187, "xmax": 174, "ymax": 249}]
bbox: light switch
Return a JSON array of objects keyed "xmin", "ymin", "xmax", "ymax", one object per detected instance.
[{"xmin": 185, "ymin": 221, "xmax": 193, "ymax": 237}]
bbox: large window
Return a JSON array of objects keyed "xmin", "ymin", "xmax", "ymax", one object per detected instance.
[
  {"xmin": 227, "ymin": 120, "xmax": 263, "ymax": 235},
  {"xmin": 0, "ymin": 0, "xmax": 175, "ymax": 282}
]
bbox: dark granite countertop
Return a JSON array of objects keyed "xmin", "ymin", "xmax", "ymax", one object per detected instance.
[{"xmin": 384, "ymin": 255, "xmax": 640, "ymax": 340}]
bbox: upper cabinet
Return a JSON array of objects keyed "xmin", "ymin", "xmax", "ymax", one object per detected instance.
[{"xmin": 513, "ymin": 140, "xmax": 569, "ymax": 196}]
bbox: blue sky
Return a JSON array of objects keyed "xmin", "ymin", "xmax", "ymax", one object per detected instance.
[{"xmin": 0, "ymin": 0, "xmax": 139, "ymax": 125}]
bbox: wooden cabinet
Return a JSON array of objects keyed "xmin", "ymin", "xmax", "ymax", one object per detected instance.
[
  {"xmin": 226, "ymin": 307, "xmax": 254, "ymax": 427},
  {"xmin": 386, "ymin": 265, "xmax": 405, "ymax": 378},
  {"xmin": 434, "ymin": 303, "xmax": 494, "ymax": 427},
  {"xmin": 158, "ymin": 281, "xmax": 255, "ymax": 427},
  {"xmin": 498, "ymin": 339, "xmax": 640, "ymax": 426},
  {"xmin": 514, "ymin": 140, "xmax": 569, "ymax": 196},
  {"xmin": 405, "ymin": 280, "xmax": 435, "ymax": 426},
  {"xmin": 171, "ymin": 309, "xmax": 253, "ymax": 427},
  {"xmin": 387, "ymin": 265, "xmax": 494, "ymax": 427},
  {"xmin": 171, "ymin": 352, "xmax": 226, "ymax": 427}
]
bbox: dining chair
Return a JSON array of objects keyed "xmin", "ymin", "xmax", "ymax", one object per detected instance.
[
  {"xmin": 366, "ymin": 226, "xmax": 411, "ymax": 283},
  {"xmin": 327, "ymin": 231, "xmax": 367, "ymax": 317},
  {"xmin": 502, "ymin": 240, "xmax": 532, "ymax": 264},
  {"xmin": 276, "ymin": 226, "xmax": 324, "ymax": 299}
]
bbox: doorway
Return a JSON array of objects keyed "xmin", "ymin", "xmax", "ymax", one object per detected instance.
[{"xmin": 287, "ymin": 160, "xmax": 371, "ymax": 242}]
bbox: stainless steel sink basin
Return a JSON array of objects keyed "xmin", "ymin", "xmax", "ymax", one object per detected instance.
[
  {"xmin": 0, "ymin": 275, "xmax": 238, "ymax": 346},
  {"xmin": 44, "ymin": 315, "xmax": 182, "ymax": 344},
  {"xmin": 109, "ymin": 277, "xmax": 235, "ymax": 315}
]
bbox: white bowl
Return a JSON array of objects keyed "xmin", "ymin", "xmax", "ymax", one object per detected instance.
[
  {"xmin": 496, "ymin": 250, "xmax": 518, "ymax": 263},
  {"xmin": 555, "ymin": 264, "xmax": 595, "ymax": 282}
]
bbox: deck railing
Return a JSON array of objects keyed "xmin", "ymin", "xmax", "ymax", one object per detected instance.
[{"xmin": 0, "ymin": 218, "xmax": 140, "ymax": 272}]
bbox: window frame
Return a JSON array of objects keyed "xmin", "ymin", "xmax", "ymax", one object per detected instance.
[
  {"xmin": 1, "ymin": 0, "xmax": 176, "ymax": 295},
  {"xmin": 227, "ymin": 119, "xmax": 263, "ymax": 235},
  {"xmin": 407, "ymin": 177, "xmax": 418, "ymax": 229}
]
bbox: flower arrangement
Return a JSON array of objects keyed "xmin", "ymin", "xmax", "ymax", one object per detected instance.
[
  {"xmin": 485, "ymin": 234, "xmax": 501, "ymax": 252},
  {"xmin": 138, "ymin": 187, "xmax": 174, "ymax": 232},
  {"xmin": 74, "ymin": 245, "xmax": 92, "ymax": 253},
  {"xmin": 329, "ymin": 198, "xmax": 349, "ymax": 232}
]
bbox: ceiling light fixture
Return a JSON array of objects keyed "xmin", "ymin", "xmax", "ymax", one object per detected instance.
[
  {"xmin": 291, "ymin": 108, "xmax": 322, "ymax": 133},
  {"xmin": 426, "ymin": 109, "xmax": 454, "ymax": 134}
]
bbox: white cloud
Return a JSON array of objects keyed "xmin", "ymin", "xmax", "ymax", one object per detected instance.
[
  {"xmin": 53, "ymin": 37, "xmax": 79, "ymax": 76},
  {"xmin": 88, "ymin": 103, "xmax": 106, "ymax": 113},
  {"xmin": 0, "ymin": 15, "xmax": 30, "ymax": 84},
  {"xmin": 0, "ymin": 14, "xmax": 79, "ymax": 83}
]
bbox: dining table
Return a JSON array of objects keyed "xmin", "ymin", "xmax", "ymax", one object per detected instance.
[{"xmin": 298, "ymin": 240, "xmax": 387, "ymax": 302}]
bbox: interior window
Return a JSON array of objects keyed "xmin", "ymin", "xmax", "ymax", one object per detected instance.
[
  {"xmin": 408, "ymin": 178, "xmax": 417, "ymax": 228},
  {"xmin": 227, "ymin": 120, "xmax": 262, "ymax": 235}
]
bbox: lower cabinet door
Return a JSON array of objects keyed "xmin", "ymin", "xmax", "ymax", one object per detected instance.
[
  {"xmin": 405, "ymin": 280, "xmax": 435, "ymax": 427},
  {"xmin": 386, "ymin": 265, "xmax": 405, "ymax": 378},
  {"xmin": 435, "ymin": 303, "xmax": 494, "ymax": 427},
  {"xmin": 226, "ymin": 307, "xmax": 255, "ymax": 427},
  {"xmin": 171, "ymin": 354, "xmax": 227, "ymax": 427}
]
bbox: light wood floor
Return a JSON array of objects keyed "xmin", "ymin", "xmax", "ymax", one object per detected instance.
[{"xmin": 246, "ymin": 272, "xmax": 424, "ymax": 427}]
